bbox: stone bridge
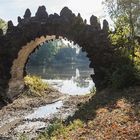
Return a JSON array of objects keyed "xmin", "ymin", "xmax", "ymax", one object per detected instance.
[{"xmin": 0, "ymin": 6, "xmax": 114, "ymax": 100}]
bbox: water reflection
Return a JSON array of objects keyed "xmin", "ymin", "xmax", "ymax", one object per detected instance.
[{"xmin": 27, "ymin": 64, "xmax": 95, "ymax": 95}]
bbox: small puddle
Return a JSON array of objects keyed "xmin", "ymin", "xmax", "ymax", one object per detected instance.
[{"xmin": 25, "ymin": 101, "xmax": 63, "ymax": 120}]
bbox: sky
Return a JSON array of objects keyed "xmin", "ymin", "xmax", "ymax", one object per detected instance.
[{"xmin": 0, "ymin": 0, "xmax": 111, "ymax": 26}]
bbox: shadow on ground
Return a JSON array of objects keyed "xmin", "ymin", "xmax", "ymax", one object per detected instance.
[{"xmin": 67, "ymin": 86, "xmax": 140, "ymax": 123}]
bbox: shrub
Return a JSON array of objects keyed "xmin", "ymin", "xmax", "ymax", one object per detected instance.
[
  {"xmin": 24, "ymin": 75, "xmax": 48, "ymax": 96},
  {"xmin": 110, "ymin": 64, "xmax": 136, "ymax": 89},
  {"xmin": 109, "ymin": 55, "xmax": 140, "ymax": 89}
]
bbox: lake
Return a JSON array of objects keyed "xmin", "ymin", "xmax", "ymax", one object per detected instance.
[{"xmin": 26, "ymin": 63, "xmax": 95, "ymax": 95}]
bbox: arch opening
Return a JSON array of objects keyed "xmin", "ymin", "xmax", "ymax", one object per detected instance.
[
  {"xmin": 26, "ymin": 38, "xmax": 95, "ymax": 95},
  {"xmin": 8, "ymin": 35, "xmax": 95, "ymax": 98}
]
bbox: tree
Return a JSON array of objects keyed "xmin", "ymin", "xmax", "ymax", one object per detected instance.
[
  {"xmin": 28, "ymin": 39, "xmax": 65, "ymax": 66},
  {"xmin": 54, "ymin": 47, "xmax": 76, "ymax": 63},
  {"xmin": 103, "ymin": 0, "xmax": 140, "ymax": 63},
  {"xmin": 102, "ymin": 0, "xmax": 140, "ymax": 89}
]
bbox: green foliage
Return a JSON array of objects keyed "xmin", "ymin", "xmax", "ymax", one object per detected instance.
[
  {"xmin": 37, "ymin": 120, "xmax": 62, "ymax": 140},
  {"xmin": 0, "ymin": 18, "xmax": 7, "ymax": 33},
  {"xmin": 27, "ymin": 39, "xmax": 89, "ymax": 69},
  {"xmin": 109, "ymin": 15, "xmax": 139, "ymax": 61},
  {"xmin": 103, "ymin": 0, "xmax": 140, "ymax": 63},
  {"xmin": 24, "ymin": 75, "xmax": 48, "ymax": 96},
  {"xmin": 90, "ymin": 86, "xmax": 96, "ymax": 94},
  {"xmin": 109, "ymin": 16, "xmax": 130, "ymax": 46},
  {"xmin": 19, "ymin": 134, "xmax": 29, "ymax": 140},
  {"xmin": 54, "ymin": 47, "xmax": 76, "ymax": 63},
  {"xmin": 45, "ymin": 121, "xmax": 63, "ymax": 138},
  {"xmin": 110, "ymin": 62, "xmax": 136, "ymax": 89},
  {"xmin": 28, "ymin": 40, "xmax": 64, "ymax": 65},
  {"xmin": 104, "ymin": 48, "xmax": 140, "ymax": 89},
  {"xmin": 109, "ymin": 18, "xmax": 140, "ymax": 89},
  {"xmin": 134, "ymin": 43, "xmax": 140, "ymax": 62},
  {"xmin": 102, "ymin": 0, "xmax": 140, "ymax": 89},
  {"xmin": 37, "ymin": 119, "xmax": 84, "ymax": 140},
  {"xmin": 103, "ymin": 0, "xmax": 140, "ymax": 33}
]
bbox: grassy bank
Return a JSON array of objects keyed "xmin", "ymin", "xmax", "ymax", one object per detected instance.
[{"xmin": 24, "ymin": 75, "xmax": 50, "ymax": 97}]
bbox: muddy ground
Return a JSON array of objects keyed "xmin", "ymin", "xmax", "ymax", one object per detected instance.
[{"xmin": 0, "ymin": 90, "xmax": 91, "ymax": 140}]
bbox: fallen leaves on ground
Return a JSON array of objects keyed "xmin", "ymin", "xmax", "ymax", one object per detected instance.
[{"xmin": 47, "ymin": 98, "xmax": 140, "ymax": 140}]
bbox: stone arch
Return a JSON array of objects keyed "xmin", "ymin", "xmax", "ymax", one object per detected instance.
[
  {"xmin": 8, "ymin": 35, "xmax": 83, "ymax": 98},
  {"xmin": 0, "ymin": 6, "xmax": 113, "ymax": 100}
]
